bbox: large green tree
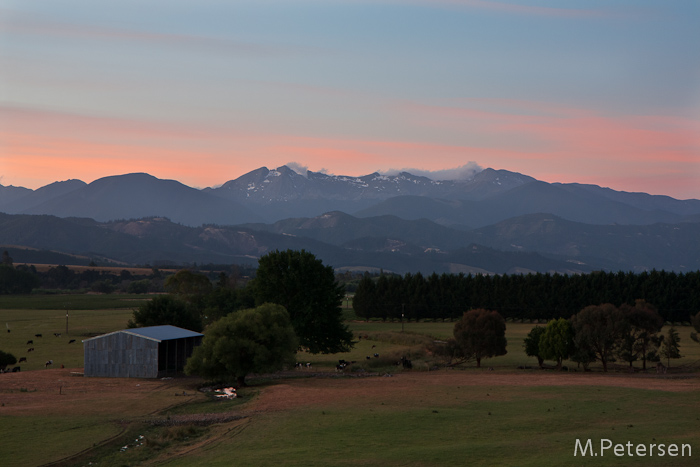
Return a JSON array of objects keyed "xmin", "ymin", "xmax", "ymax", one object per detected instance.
[
  {"xmin": 164, "ymin": 269, "xmax": 213, "ymax": 306},
  {"xmin": 452, "ymin": 308, "xmax": 507, "ymax": 368},
  {"xmin": 254, "ymin": 249, "xmax": 353, "ymax": 354},
  {"xmin": 538, "ymin": 318, "xmax": 575, "ymax": 369},
  {"xmin": 185, "ymin": 303, "xmax": 298, "ymax": 386},
  {"xmin": 203, "ymin": 282, "xmax": 255, "ymax": 325},
  {"xmin": 570, "ymin": 303, "xmax": 628, "ymax": 372},
  {"xmin": 128, "ymin": 295, "xmax": 203, "ymax": 332}
]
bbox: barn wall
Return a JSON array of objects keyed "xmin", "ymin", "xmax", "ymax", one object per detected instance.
[{"xmin": 84, "ymin": 332, "xmax": 158, "ymax": 378}]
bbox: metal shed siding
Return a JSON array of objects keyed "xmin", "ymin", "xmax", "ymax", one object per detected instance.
[{"xmin": 84, "ymin": 332, "xmax": 159, "ymax": 378}]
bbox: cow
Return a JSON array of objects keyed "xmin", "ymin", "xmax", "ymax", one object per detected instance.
[
  {"xmin": 68, "ymin": 339, "xmax": 76, "ymax": 344},
  {"xmin": 27, "ymin": 347, "xmax": 34, "ymax": 352},
  {"xmin": 54, "ymin": 333, "xmax": 62, "ymax": 337},
  {"xmin": 35, "ymin": 333, "xmax": 42, "ymax": 338},
  {"xmin": 12, "ymin": 366, "xmax": 20, "ymax": 372},
  {"xmin": 18, "ymin": 357, "xmax": 27, "ymax": 363},
  {"xmin": 45, "ymin": 360, "xmax": 53, "ymax": 368},
  {"xmin": 26, "ymin": 340, "xmax": 33, "ymax": 345}
]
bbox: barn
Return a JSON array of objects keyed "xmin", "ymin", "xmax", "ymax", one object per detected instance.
[{"xmin": 83, "ymin": 325, "xmax": 203, "ymax": 378}]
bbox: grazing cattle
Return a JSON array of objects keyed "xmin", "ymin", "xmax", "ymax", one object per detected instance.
[
  {"xmin": 68, "ymin": 339, "xmax": 76, "ymax": 344},
  {"xmin": 400, "ymin": 356, "xmax": 412, "ymax": 369},
  {"xmin": 295, "ymin": 363, "xmax": 303, "ymax": 369},
  {"xmin": 45, "ymin": 360, "xmax": 53, "ymax": 368},
  {"xmin": 305, "ymin": 362, "xmax": 312, "ymax": 369},
  {"xmin": 371, "ymin": 345, "xmax": 376, "ymax": 349},
  {"xmin": 35, "ymin": 334, "xmax": 42, "ymax": 338},
  {"xmin": 366, "ymin": 356, "xmax": 371, "ymax": 360},
  {"xmin": 12, "ymin": 366, "xmax": 20, "ymax": 372},
  {"xmin": 27, "ymin": 347, "xmax": 34, "ymax": 352},
  {"xmin": 373, "ymin": 353, "xmax": 379, "ymax": 358},
  {"xmin": 54, "ymin": 333, "xmax": 61, "ymax": 337},
  {"xmin": 18, "ymin": 357, "xmax": 27, "ymax": 363},
  {"xmin": 656, "ymin": 362, "xmax": 667, "ymax": 374},
  {"xmin": 26, "ymin": 340, "xmax": 33, "ymax": 345}
]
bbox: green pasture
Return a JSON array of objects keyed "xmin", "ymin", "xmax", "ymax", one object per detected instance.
[
  {"xmin": 164, "ymin": 384, "xmax": 700, "ymax": 467},
  {"xmin": 0, "ymin": 293, "xmax": 149, "ymax": 310},
  {"xmin": 306, "ymin": 321, "xmax": 700, "ymax": 372},
  {"xmin": 1, "ymin": 292, "xmax": 698, "ymax": 372},
  {"xmin": 1, "ymin": 415, "xmax": 124, "ymax": 466},
  {"xmin": 0, "ymin": 294, "xmax": 139, "ymax": 370},
  {"xmin": 0, "ymin": 293, "xmax": 699, "ymax": 466}
]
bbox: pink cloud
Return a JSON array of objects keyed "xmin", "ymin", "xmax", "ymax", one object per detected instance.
[{"xmin": 401, "ymin": 98, "xmax": 699, "ymax": 160}]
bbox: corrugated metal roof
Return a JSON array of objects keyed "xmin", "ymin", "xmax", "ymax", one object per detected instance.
[
  {"xmin": 83, "ymin": 325, "xmax": 202, "ymax": 343},
  {"xmin": 123, "ymin": 325, "xmax": 203, "ymax": 342}
]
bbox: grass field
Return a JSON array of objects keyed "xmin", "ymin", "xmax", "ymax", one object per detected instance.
[
  {"xmin": 163, "ymin": 375, "xmax": 700, "ymax": 467},
  {"xmin": 0, "ymin": 295, "xmax": 140, "ymax": 370},
  {"xmin": 1, "ymin": 294, "xmax": 699, "ymax": 466}
]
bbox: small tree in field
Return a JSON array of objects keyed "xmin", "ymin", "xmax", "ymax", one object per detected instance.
[
  {"xmin": 660, "ymin": 327, "xmax": 682, "ymax": 368},
  {"xmin": 618, "ymin": 299, "xmax": 664, "ymax": 370},
  {"xmin": 523, "ymin": 326, "xmax": 546, "ymax": 368},
  {"xmin": 0, "ymin": 349, "xmax": 17, "ymax": 371},
  {"xmin": 452, "ymin": 309, "xmax": 507, "ymax": 368},
  {"xmin": 185, "ymin": 303, "xmax": 297, "ymax": 387},
  {"xmin": 538, "ymin": 318, "xmax": 575, "ymax": 369},
  {"xmin": 691, "ymin": 312, "xmax": 700, "ymax": 345}
]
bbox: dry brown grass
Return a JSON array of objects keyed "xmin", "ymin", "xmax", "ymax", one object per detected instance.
[{"xmin": 0, "ymin": 368, "xmax": 206, "ymax": 417}]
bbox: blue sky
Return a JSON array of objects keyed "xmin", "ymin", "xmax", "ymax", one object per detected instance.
[{"xmin": 1, "ymin": 0, "xmax": 699, "ymax": 198}]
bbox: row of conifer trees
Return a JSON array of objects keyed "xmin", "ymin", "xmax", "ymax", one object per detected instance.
[{"xmin": 352, "ymin": 270, "xmax": 700, "ymax": 322}]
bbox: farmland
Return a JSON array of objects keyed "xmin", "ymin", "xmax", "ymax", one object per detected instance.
[{"xmin": 0, "ymin": 294, "xmax": 699, "ymax": 466}]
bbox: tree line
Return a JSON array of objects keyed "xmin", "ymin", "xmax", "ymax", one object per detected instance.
[
  {"xmin": 353, "ymin": 270, "xmax": 700, "ymax": 322},
  {"xmin": 524, "ymin": 300, "xmax": 698, "ymax": 372},
  {"xmin": 436, "ymin": 301, "xmax": 700, "ymax": 372}
]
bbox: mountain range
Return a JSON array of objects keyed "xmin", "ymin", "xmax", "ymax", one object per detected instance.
[{"xmin": 1, "ymin": 166, "xmax": 699, "ymax": 274}]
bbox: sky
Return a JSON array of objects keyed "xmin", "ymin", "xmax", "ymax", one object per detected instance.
[{"xmin": 1, "ymin": 0, "xmax": 699, "ymax": 199}]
